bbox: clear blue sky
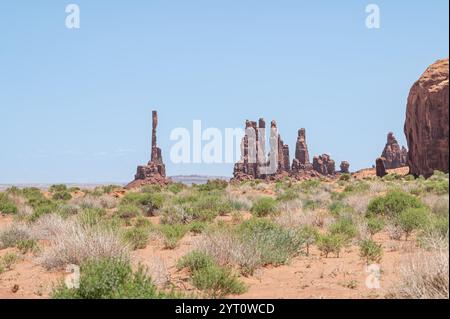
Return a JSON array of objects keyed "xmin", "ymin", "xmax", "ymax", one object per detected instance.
[{"xmin": 0, "ymin": 1, "xmax": 448, "ymax": 183}]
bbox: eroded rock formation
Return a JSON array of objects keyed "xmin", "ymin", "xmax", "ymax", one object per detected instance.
[
  {"xmin": 126, "ymin": 111, "xmax": 169, "ymax": 188},
  {"xmin": 404, "ymin": 58, "xmax": 449, "ymax": 178},
  {"xmin": 312, "ymin": 154, "xmax": 336, "ymax": 176},
  {"xmin": 380, "ymin": 132, "xmax": 408, "ymax": 169},
  {"xmin": 232, "ymin": 118, "xmax": 290, "ymax": 181}
]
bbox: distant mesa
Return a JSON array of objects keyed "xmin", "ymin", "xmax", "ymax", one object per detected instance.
[
  {"xmin": 232, "ymin": 119, "xmax": 348, "ymax": 181},
  {"xmin": 126, "ymin": 111, "xmax": 170, "ymax": 188},
  {"xmin": 378, "ymin": 132, "xmax": 408, "ymax": 170},
  {"xmin": 405, "ymin": 58, "xmax": 449, "ymax": 178}
]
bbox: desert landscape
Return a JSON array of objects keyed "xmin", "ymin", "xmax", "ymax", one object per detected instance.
[{"xmin": 0, "ymin": 59, "xmax": 448, "ymax": 300}]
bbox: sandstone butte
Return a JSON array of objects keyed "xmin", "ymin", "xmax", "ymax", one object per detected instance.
[{"xmin": 404, "ymin": 58, "xmax": 449, "ymax": 178}]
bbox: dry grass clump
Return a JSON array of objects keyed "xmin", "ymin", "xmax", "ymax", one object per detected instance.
[
  {"xmin": 71, "ymin": 194, "xmax": 118, "ymax": 210},
  {"xmin": 0, "ymin": 223, "xmax": 32, "ymax": 249},
  {"xmin": 145, "ymin": 256, "xmax": 170, "ymax": 288},
  {"xmin": 33, "ymin": 214, "xmax": 129, "ymax": 269},
  {"xmin": 343, "ymin": 193, "xmax": 374, "ymax": 215},
  {"xmin": 393, "ymin": 237, "xmax": 449, "ymax": 299},
  {"xmin": 195, "ymin": 229, "xmax": 261, "ymax": 275}
]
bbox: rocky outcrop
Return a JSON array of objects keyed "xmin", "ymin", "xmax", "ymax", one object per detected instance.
[
  {"xmin": 233, "ymin": 122, "xmax": 342, "ymax": 181},
  {"xmin": 291, "ymin": 128, "xmax": 313, "ymax": 171},
  {"xmin": 232, "ymin": 118, "xmax": 290, "ymax": 181},
  {"xmin": 312, "ymin": 154, "xmax": 336, "ymax": 175},
  {"xmin": 380, "ymin": 132, "xmax": 408, "ymax": 169},
  {"xmin": 126, "ymin": 111, "xmax": 169, "ymax": 188},
  {"xmin": 376, "ymin": 157, "xmax": 387, "ymax": 177},
  {"xmin": 340, "ymin": 161, "xmax": 350, "ymax": 174},
  {"xmin": 404, "ymin": 59, "xmax": 449, "ymax": 178}
]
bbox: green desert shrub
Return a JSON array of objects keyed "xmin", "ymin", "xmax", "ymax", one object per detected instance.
[
  {"xmin": 0, "ymin": 193, "xmax": 17, "ymax": 214},
  {"xmin": 343, "ymin": 181, "xmax": 370, "ymax": 193},
  {"xmin": 250, "ymin": 197, "xmax": 278, "ymax": 217},
  {"xmin": 196, "ymin": 179, "xmax": 228, "ymax": 192},
  {"xmin": 276, "ymin": 189, "xmax": 299, "ymax": 202},
  {"xmin": 117, "ymin": 204, "xmax": 142, "ymax": 219},
  {"xmin": 189, "ymin": 221, "xmax": 207, "ymax": 234},
  {"xmin": 237, "ymin": 218, "xmax": 303, "ymax": 265},
  {"xmin": 0, "ymin": 225, "xmax": 31, "ymax": 249},
  {"xmin": 167, "ymin": 183, "xmax": 185, "ymax": 194},
  {"xmin": 52, "ymin": 191, "xmax": 72, "ymax": 201},
  {"xmin": 366, "ymin": 217, "xmax": 385, "ymax": 237},
  {"xmin": 298, "ymin": 225, "xmax": 319, "ymax": 256},
  {"xmin": 328, "ymin": 201, "xmax": 351, "ymax": 216},
  {"xmin": 120, "ymin": 192, "xmax": 164, "ymax": 215},
  {"xmin": 0, "ymin": 253, "xmax": 20, "ymax": 271},
  {"xmin": 159, "ymin": 224, "xmax": 189, "ymax": 249},
  {"xmin": 52, "ymin": 258, "xmax": 176, "ymax": 299},
  {"xmin": 366, "ymin": 191, "xmax": 424, "ymax": 218},
  {"xmin": 300, "ymin": 179, "xmax": 320, "ymax": 193},
  {"xmin": 359, "ymin": 239, "xmax": 383, "ymax": 264},
  {"xmin": 317, "ymin": 233, "xmax": 345, "ymax": 258},
  {"xmin": 122, "ymin": 227, "xmax": 149, "ymax": 250},
  {"xmin": 77, "ymin": 208, "xmax": 106, "ymax": 227},
  {"xmin": 17, "ymin": 239, "xmax": 38, "ymax": 254},
  {"xmin": 302, "ymin": 199, "xmax": 321, "ymax": 211},
  {"xmin": 49, "ymin": 184, "xmax": 68, "ymax": 193},
  {"xmin": 177, "ymin": 251, "xmax": 215, "ymax": 272},
  {"xmin": 191, "ymin": 264, "xmax": 247, "ymax": 298},
  {"xmin": 177, "ymin": 250, "xmax": 246, "ymax": 298},
  {"xmin": 339, "ymin": 173, "xmax": 351, "ymax": 182},
  {"xmin": 395, "ymin": 207, "xmax": 430, "ymax": 240},
  {"xmin": 328, "ymin": 217, "xmax": 358, "ymax": 242}
]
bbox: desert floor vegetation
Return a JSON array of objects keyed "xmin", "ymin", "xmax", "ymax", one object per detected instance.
[{"xmin": 0, "ymin": 172, "xmax": 448, "ymax": 299}]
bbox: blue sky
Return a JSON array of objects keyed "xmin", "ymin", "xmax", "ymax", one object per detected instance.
[{"xmin": 0, "ymin": 1, "xmax": 448, "ymax": 183}]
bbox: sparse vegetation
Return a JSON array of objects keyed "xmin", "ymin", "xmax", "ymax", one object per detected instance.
[
  {"xmin": 359, "ymin": 239, "xmax": 383, "ymax": 264},
  {"xmin": 0, "ymin": 173, "xmax": 447, "ymax": 299}
]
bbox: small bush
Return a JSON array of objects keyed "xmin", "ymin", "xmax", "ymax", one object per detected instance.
[
  {"xmin": 77, "ymin": 208, "xmax": 106, "ymax": 227},
  {"xmin": 396, "ymin": 208, "xmax": 430, "ymax": 240},
  {"xmin": 52, "ymin": 258, "xmax": 176, "ymax": 299},
  {"xmin": 167, "ymin": 183, "xmax": 185, "ymax": 194},
  {"xmin": 117, "ymin": 204, "xmax": 142, "ymax": 219},
  {"xmin": 0, "ymin": 224, "xmax": 31, "ymax": 249},
  {"xmin": 122, "ymin": 227, "xmax": 149, "ymax": 250},
  {"xmin": 1, "ymin": 252, "xmax": 20, "ymax": 271},
  {"xmin": 359, "ymin": 239, "xmax": 383, "ymax": 264},
  {"xmin": 302, "ymin": 199, "xmax": 321, "ymax": 211},
  {"xmin": 317, "ymin": 233, "xmax": 345, "ymax": 258},
  {"xmin": 298, "ymin": 225, "xmax": 319, "ymax": 256},
  {"xmin": 366, "ymin": 217, "xmax": 384, "ymax": 237},
  {"xmin": 237, "ymin": 218, "xmax": 303, "ymax": 265},
  {"xmin": 328, "ymin": 217, "xmax": 357, "ymax": 241},
  {"xmin": 191, "ymin": 264, "xmax": 246, "ymax": 298},
  {"xmin": 52, "ymin": 191, "xmax": 72, "ymax": 201},
  {"xmin": 366, "ymin": 191, "xmax": 424, "ymax": 218},
  {"xmin": 159, "ymin": 224, "xmax": 188, "ymax": 249},
  {"xmin": 189, "ymin": 221, "xmax": 207, "ymax": 234},
  {"xmin": 177, "ymin": 251, "xmax": 215, "ymax": 272},
  {"xmin": 366, "ymin": 216, "xmax": 384, "ymax": 237},
  {"xmin": 0, "ymin": 193, "xmax": 18, "ymax": 214},
  {"xmin": 49, "ymin": 184, "xmax": 68, "ymax": 193},
  {"xmin": 250, "ymin": 197, "xmax": 278, "ymax": 217},
  {"xmin": 276, "ymin": 189, "xmax": 299, "ymax": 202},
  {"xmin": 17, "ymin": 239, "xmax": 38, "ymax": 254},
  {"xmin": 339, "ymin": 173, "xmax": 351, "ymax": 182}
]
